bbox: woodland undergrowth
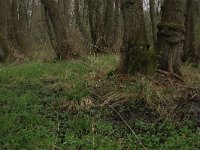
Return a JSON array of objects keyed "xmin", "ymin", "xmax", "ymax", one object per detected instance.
[{"xmin": 0, "ymin": 54, "xmax": 199, "ymax": 149}]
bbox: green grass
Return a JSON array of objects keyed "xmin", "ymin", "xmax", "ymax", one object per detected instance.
[{"xmin": 0, "ymin": 55, "xmax": 199, "ymax": 149}]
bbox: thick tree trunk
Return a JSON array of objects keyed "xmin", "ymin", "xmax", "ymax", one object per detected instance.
[
  {"xmin": 118, "ymin": 0, "xmax": 150, "ymax": 74},
  {"xmin": 182, "ymin": 0, "xmax": 196, "ymax": 63},
  {"xmin": 41, "ymin": 0, "xmax": 75, "ymax": 59},
  {"xmin": 0, "ymin": 0, "xmax": 9, "ymax": 62},
  {"xmin": 157, "ymin": 0, "xmax": 185, "ymax": 75}
]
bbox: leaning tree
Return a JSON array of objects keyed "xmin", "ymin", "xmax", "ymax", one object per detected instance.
[{"xmin": 41, "ymin": 0, "xmax": 75, "ymax": 60}]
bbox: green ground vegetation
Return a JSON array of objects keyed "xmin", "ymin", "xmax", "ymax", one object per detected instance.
[{"xmin": 0, "ymin": 55, "xmax": 199, "ymax": 149}]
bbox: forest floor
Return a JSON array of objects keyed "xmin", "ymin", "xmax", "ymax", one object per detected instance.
[{"xmin": 0, "ymin": 54, "xmax": 200, "ymax": 149}]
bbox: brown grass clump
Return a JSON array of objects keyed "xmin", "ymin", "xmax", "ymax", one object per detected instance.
[
  {"xmin": 88, "ymin": 67, "xmax": 200, "ymax": 124},
  {"xmin": 61, "ymin": 97, "xmax": 94, "ymax": 112}
]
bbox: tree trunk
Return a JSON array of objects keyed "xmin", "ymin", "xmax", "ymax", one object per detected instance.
[
  {"xmin": 0, "ymin": 0, "xmax": 8, "ymax": 38},
  {"xmin": 41, "ymin": 0, "xmax": 75, "ymax": 60},
  {"xmin": 0, "ymin": 0, "xmax": 9, "ymax": 62},
  {"xmin": 182, "ymin": 0, "xmax": 195, "ymax": 62},
  {"xmin": 63, "ymin": 0, "xmax": 71, "ymax": 27},
  {"xmin": 104, "ymin": 0, "xmax": 115, "ymax": 49},
  {"xmin": 86, "ymin": 0, "xmax": 97, "ymax": 47},
  {"xmin": 118, "ymin": 0, "xmax": 150, "ymax": 74},
  {"xmin": 149, "ymin": 0, "xmax": 157, "ymax": 50},
  {"xmin": 94, "ymin": 0, "xmax": 105, "ymax": 52},
  {"xmin": 18, "ymin": 0, "xmax": 29, "ymax": 54},
  {"xmin": 113, "ymin": 0, "xmax": 121, "ymax": 44},
  {"xmin": 75, "ymin": 0, "xmax": 89, "ymax": 42},
  {"xmin": 7, "ymin": 0, "xmax": 13, "ymax": 41},
  {"xmin": 157, "ymin": 0, "xmax": 185, "ymax": 75},
  {"xmin": 44, "ymin": 7, "xmax": 58, "ymax": 51}
]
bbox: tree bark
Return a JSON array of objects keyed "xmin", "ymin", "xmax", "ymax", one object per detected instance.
[
  {"xmin": 157, "ymin": 0, "xmax": 185, "ymax": 75},
  {"xmin": 44, "ymin": 7, "xmax": 58, "ymax": 51},
  {"xmin": 86, "ymin": 0, "xmax": 97, "ymax": 47},
  {"xmin": 104, "ymin": 0, "xmax": 115, "ymax": 49},
  {"xmin": 7, "ymin": 0, "xmax": 13, "ymax": 41},
  {"xmin": 182, "ymin": 0, "xmax": 195, "ymax": 62},
  {"xmin": 0, "ymin": 0, "xmax": 9, "ymax": 62},
  {"xmin": 113, "ymin": 0, "xmax": 121, "ymax": 44},
  {"xmin": 41, "ymin": 0, "xmax": 75, "ymax": 59},
  {"xmin": 63, "ymin": 0, "xmax": 71, "ymax": 27},
  {"xmin": 75, "ymin": 0, "xmax": 89, "ymax": 42},
  {"xmin": 118, "ymin": 0, "xmax": 150, "ymax": 74},
  {"xmin": 149, "ymin": 0, "xmax": 157, "ymax": 50},
  {"xmin": 18, "ymin": 0, "xmax": 29, "ymax": 54},
  {"xmin": 0, "ymin": 0, "xmax": 8, "ymax": 38}
]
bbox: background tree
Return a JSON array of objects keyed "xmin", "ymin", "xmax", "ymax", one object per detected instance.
[
  {"xmin": 104, "ymin": 0, "xmax": 115, "ymax": 49},
  {"xmin": 18, "ymin": 0, "xmax": 30, "ymax": 54},
  {"xmin": 0, "ymin": 0, "xmax": 9, "ymax": 62},
  {"xmin": 149, "ymin": 0, "xmax": 157, "ymax": 50},
  {"xmin": 75, "ymin": 0, "xmax": 89, "ymax": 42},
  {"xmin": 118, "ymin": 0, "xmax": 150, "ymax": 74},
  {"xmin": 41, "ymin": 0, "xmax": 75, "ymax": 59},
  {"xmin": 182, "ymin": 0, "xmax": 195, "ymax": 62}
]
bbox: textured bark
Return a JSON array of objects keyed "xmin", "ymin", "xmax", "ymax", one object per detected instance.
[
  {"xmin": 104, "ymin": 0, "xmax": 115, "ymax": 48},
  {"xmin": 7, "ymin": 0, "xmax": 13, "ymax": 40},
  {"xmin": 0, "ymin": 0, "xmax": 8, "ymax": 38},
  {"xmin": 44, "ymin": 8, "xmax": 58, "ymax": 51},
  {"xmin": 19, "ymin": 0, "xmax": 29, "ymax": 53},
  {"xmin": 182, "ymin": 0, "xmax": 195, "ymax": 62},
  {"xmin": 157, "ymin": 0, "xmax": 185, "ymax": 75},
  {"xmin": 118, "ymin": 0, "xmax": 149, "ymax": 74},
  {"xmin": 114, "ymin": 0, "xmax": 121, "ymax": 43},
  {"xmin": 194, "ymin": 0, "xmax": 200, "ymax": 64},
  {"xmin": 75, "ymin": 0, "xmax": 89, "ymax": 42},
  {"xmin": 86, "ymin": 0, "xmax": 96, "ymax": 46},
  {"xmin": 41, "ymin": 0, "xmax": 74, "ymax": 59},
  {"xmin": 63, "ymin": 0, "xmax": 71, "ymax": 27},
  {"xmin": 94, "ymin": 0, "xmax": 105, "ymax": 51},
  {"xmin": 11, "ymin": 0, "xmax": 19, "ymax": 43},
  {"xmin": 11, "ymin": 0, "xmax": 29, "ymax": 53},
  {"xmin": 149, "ymin": 0, "xmax": 157, "ymax": 49},
  {"xmin": 58, "ymin": 0, "xmax": 64, "ymax": 17},
  {"xmin": 0, "ymin": 0, "xmax": 9, "ymax": 62}
]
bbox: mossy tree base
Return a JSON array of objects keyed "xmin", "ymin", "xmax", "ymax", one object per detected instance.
[
  {"xmin": 118, "ymin": 0, "xmax": 154, "ymax": 75},
  {"xmin": 157, "ymin": 0, "xmax": 185, "ymax": 76}
]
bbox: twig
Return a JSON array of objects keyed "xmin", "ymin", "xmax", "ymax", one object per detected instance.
[
  {"xmin": 53, "ymin": 113, "xmax": 61, "ymax": 150},
  {"xmin": 108, "ymin": 105, "xmax": 147, "ymax": 150},
  {"xmin": 89, "ymin": 89, "xmax": 147, "ymax": 149},
  {"xmin": 53, "ymin": 145, "xmax": 63, "ymax": 150},
  {"xmin": 92, "ymin": 124, "xmax": 95, "ymax": 149}
]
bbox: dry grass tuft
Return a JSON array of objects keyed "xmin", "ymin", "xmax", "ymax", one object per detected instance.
[
  {"xmin": 61, "ymin": 97, "xmax": 94, "ymax": 112},
  {"xmin": 88, "ymin": 68, "xmax": 200, "ymax": 123}
]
